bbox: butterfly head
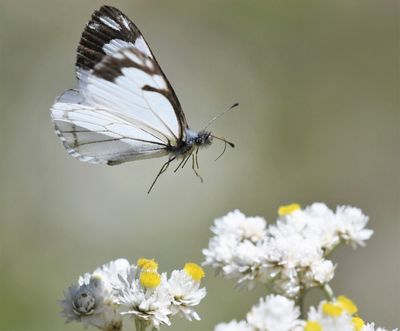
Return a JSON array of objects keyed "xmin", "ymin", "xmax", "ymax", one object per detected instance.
[{"xmin": 195, "ymin": 131, "xmax": 213, "ymax": 147}]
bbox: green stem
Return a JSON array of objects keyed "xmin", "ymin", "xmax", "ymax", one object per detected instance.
[
  {"xmin": 134, "ymin": 319, "xmax": 147, "ymax": 331},
  {"xmin": 297, "ymin": 293, "xmax": 305, "ymax": 319},
  {"xmin": 324, "ymin": 240, "xmax": 342, "ymax": 257},
  {"xmin": 321, "ymin": 283, "xmax": 335, "ymax": 301}
]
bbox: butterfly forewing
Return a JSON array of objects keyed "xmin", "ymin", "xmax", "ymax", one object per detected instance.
[
  {"xmin": 51, "ymin": 6, "xmax": 188, "ymax": 165},
  {"xmin": 76, "ymin": 6, "xmax": 153, "ymax": 73},
  {"xmin": 86, "ymin": 48, "xmax": 182, "ymax": 143}
]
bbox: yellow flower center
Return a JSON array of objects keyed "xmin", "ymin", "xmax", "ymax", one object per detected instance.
[
  {"xmin": 137, "ymin": 258, "xmax": 158, "ymax": 271},
  {"xmin": 184, "ymin": 263, "xmax": 205, "ymax": 281},
  {"xmin": 140, "ymin": 271, "xmax": 161, "ymax": 289},
  {"xmin": 322, "ymin": 302, "xmax": 343, "ymax": 317},
  {"xmin": 352, "ymin": 317, "xmax": 365, "ymax": 331},
  {"xmin": 305, "ymin": 321, "xmax": 322, "ymax": 331},
  {"xmin": 278, "ymin": 203, "xmax": 301, "ymax": 216},
  {"xmin": 337, "ymin": 295, "xmax": 358, "ymax": 315}
]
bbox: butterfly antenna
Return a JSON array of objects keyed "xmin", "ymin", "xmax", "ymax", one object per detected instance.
[
  {"xmin": 211, "ymin": 135, "xmax": 235, "ymax": 161},
  {"xmin": 211, "ymin": 135, "xmax": 235, "ymax": 148},
  {"xmin": 202, "ymin": 102, "xmax": 239, "ymax": 131},
  {"xmin": 215, "ymin": 140, "xmax": 227, "ymax": 161}
]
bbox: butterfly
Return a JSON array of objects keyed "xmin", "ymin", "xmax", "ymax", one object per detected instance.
[{"xmin": 51, "ymin": 6, "xmax": 236, "ymax": 192}]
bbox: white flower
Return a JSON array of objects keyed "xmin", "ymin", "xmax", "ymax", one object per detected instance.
[
  {"xmin": 235, "ymin": 240, "xmax": 265, "ymax": 267},
  {"xmin": 270, "ymin": 268, "xmax": 301, "ymax": 298},
  {"xmin": 60, "ymin": 273, "xmax": 122, "ymax": 331},
  {"xmin": 115, "ymin": 271, "xmax": 172, "ymax": 329},
  {"xmin": 362, "ymin": 323, "xmax": 399, "ymax": 331},
  {"xmin": 335, "ymin": 206, "xmax": 373, "ymax": 247},
  {"xmin": 246, "ymin": 295, "xmax": 301, "ymax": 331},
  {"xmin": 204, "ymin": 234, "xmax": 272, "ymax": 289},
  {"xmin": 267, "ymin": 223, "xmax": 323, "ymax": 269},
  {"xmin": 203, "ymin": 203, "xmax": 373, "ymax": 297},
  {"xmin": 211, "ymin": 210, "xmax": 267, "ymax": 243},
  {"xmin": 278, "ymin": 203, "xmax": 340, "ymax": 252},
  {"xmin": 287, "ymin": 203, "xmax": 373, "ymax": 250},
  {"xmin": 61, "ymin": 259, "xmax": 207, "ymax": 330},
  {"xmin": 203, "ymin": 234, "xmax": 238, "ymax": 271},
  {"xmin": 266, "ymin": 218, "xmax": 328, "ymax": 297},
  {"xmin": 94, "ymin": 259, "xmax": 131, "ymax": 281},
  {"xmin": 306, "ymin": 301, "xmax": 354, "ymax": 331},
  {"xmin": 215, "ymin": 320, "xmax": 254, "ymax": 331},
  {"xmin": 93, "ymin": 258, "xmax": 131, "ymax": 292},
  {"xmin": 306, "ymin": 259, "xmax": 335, "ymax": 285},
  {"xmin": 233, "ymin": 240, "xmax": 273, "ymax": 289},
  {"xmin": 362, "ymin": 325, "xmax": 376, "ymax": 331},
  {"xmin": 167, "ymin": 269, "xmax": 206, "ymax": 321}
]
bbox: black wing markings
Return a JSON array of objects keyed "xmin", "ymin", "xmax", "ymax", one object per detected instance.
[{"xmin": 76, "ymin": 5, "xmax": 188, "ymax": 139}]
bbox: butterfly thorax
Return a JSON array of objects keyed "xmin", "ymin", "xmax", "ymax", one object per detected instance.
[{"xmin": 168, "ymin": 129, "xmax": 213, "ymax": 157}]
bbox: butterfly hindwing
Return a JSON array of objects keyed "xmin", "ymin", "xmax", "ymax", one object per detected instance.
[{"xmin": 52, "ymin": 89, "xmax": 169, "ymax": 165}]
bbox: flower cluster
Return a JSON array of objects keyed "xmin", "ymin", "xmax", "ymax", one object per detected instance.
[
  {"xmin": 60, "ymin": 258, "xmax": 206, "ymax": 331},
  {"xmin": 203, "ymin": 203, "xmax": 373, "ymax": 298},
  {"xmin": 214, "ymin": 294, "xmax": 397, "ymax": 331}
]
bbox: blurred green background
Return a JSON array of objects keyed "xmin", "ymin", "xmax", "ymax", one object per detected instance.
[{"xmin": 1, "ymin": 0, "xmax": 398, "ymax": 330}]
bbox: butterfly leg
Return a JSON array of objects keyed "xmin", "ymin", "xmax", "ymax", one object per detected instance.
[
  {"xmin": 191, "ymin": 153, "xmax": 203, "ymax": 183},
  {"xmin": 173, "ymin": 152, "xmax": 191, "ymax": 173},
  {"xmin": 147, "ymin": 156, "xmax": 176, "ymax": 194},
  {"xmin": 195, "ymin": 147, "xmax": 200, "ymax": 169},
  {"xmin": 181, "ymin": 153, "xmax": 192, "ymax": 169},
  {"xmin": 173, "ymin": 153, "xmax": 190, "ymax": 173}
]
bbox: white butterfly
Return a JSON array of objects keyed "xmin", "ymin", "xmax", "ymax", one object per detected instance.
[{"xmin": 51, "ymin": 6, "xmax": 235, "ymax": 192}]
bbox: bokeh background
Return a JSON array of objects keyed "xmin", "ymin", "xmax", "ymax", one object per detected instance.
[{"xmin": 1, "ymin": 0, "xmax": 398, "ymax": 330}]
